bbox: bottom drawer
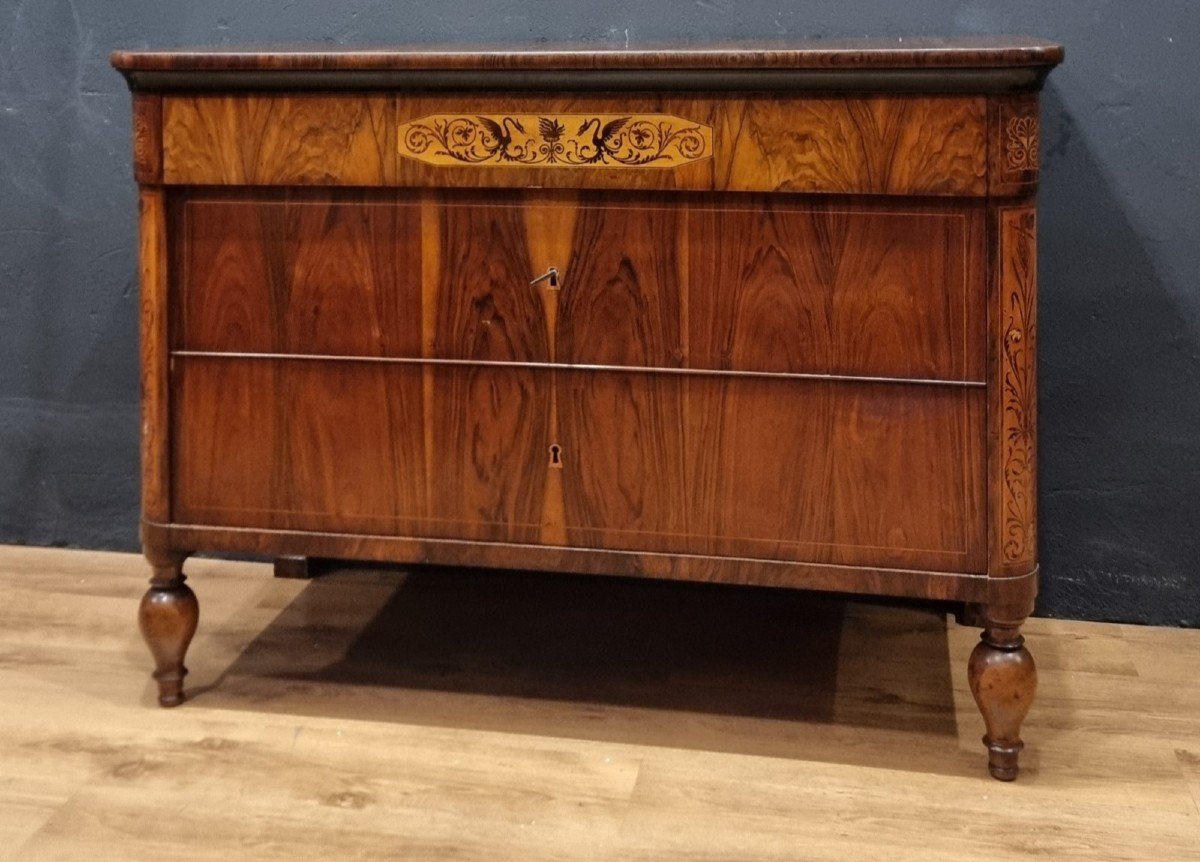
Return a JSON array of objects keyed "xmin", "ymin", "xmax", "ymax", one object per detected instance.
[{"xmin": 172, "ymin": 357, "xmax": 986, "ymax": 573}]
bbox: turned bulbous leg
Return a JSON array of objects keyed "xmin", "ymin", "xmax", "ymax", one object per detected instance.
[
  {"xmin": 139, "ymin": 551, "xmax": 199, "ymax": 707},
  {"xmin": 968, "ymin": 623, "xmax": 1037, "ymax": 781}
]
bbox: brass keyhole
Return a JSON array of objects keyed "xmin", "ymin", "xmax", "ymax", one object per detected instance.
[{"xmin": 548, "ymin": 443, "xmax": 563, "ymax": 468}]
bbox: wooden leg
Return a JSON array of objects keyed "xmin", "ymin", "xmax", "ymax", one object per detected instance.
[
  {"xmin": 968, "ymin": 620, "xmax": 1037, "ymax": 780},
  {"xmin": 138, "ymin": 550, "xmax": 199, "ymax": 708}
]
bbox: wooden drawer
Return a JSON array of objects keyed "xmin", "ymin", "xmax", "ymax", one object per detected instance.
[
  {"xmin": 161, "ymin": 93, "xmax": 988, "ymax": 196},
  {"xmin": 172, "ymin": 357, "xmax": 986, "ymax": 572},
  {"xmin": 162, "ymin": 95, "xmax": 395, "ymax": 186},
  {"xmin": 174, "ymin": 190, "xmax": 984, "ymax": 381},
  {"xmin": 390, "ymin": 94, "xmax": 988, "ymax": 195},
  {"xmin": 172, "ymin": 190, "xmax": 426, "ymax": 358}
]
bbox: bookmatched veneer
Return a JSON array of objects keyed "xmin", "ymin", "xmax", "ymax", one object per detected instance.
[{"xmin": 114, "ymin": 38, "xmax": 1061, "ymax": 779}]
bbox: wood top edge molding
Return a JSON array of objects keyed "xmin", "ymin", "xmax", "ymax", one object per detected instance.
[
  {"xmin": 111, "ymin": 38, "xmax": 1063, "ymax": 93},
  {"xmin": 111, "ymin": 38, "xmax": 1065, "ymax": 71}
]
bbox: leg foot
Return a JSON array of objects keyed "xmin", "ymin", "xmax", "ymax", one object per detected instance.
[
  {"xmin": 968, "ymin": 623, "xmax": 1037, "ymax": 780},
  {"xmin": 139, "ymin": 554, "xmax": 199, "ymax": 707},
  {"xmin": 274, "ymin": 555, "xmax": 324, "ymax": 579}
]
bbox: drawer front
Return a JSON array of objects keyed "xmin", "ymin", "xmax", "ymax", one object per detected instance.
[
  {"xmin": 172, "ymin": 358, "xmax": 986, "ymax": 572},
  {"xmin": 556, "ymin": 371, "xmax": 986, "ymax": 571},
  {"xmin": 161, "ymin": 93, "xmax": 987, "ymax": 195},
  {"xmin": 173, "ymin": 191, "xmax": 425, "ymax": 357},
  {"xmin": 174, "ymin": 190, "xmax": 984, "ymax": 382},
  {"xmin": 163, "ymin": 95, "xmax": 395, "ymax": 186}
]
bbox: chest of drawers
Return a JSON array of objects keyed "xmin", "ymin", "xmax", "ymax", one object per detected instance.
[{"xmin": 113, "ymin": 37, "xmax": 1062, "ymax": 780}]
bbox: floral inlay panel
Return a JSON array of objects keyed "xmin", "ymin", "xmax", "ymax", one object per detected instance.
[{"xmin": 398, "ymin": 113, "xmax": 713, "ymax": 168}]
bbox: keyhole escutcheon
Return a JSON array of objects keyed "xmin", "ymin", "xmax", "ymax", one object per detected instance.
[
  {"xmin": 549, "ymin": 443, "xmax": 563, "ymax": 468},
  {"xmin": 530, "ymin": 266, "xmax": 560, "ymax": 289}
]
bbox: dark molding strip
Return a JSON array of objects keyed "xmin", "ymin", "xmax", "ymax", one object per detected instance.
[{"xmin": 121, "ymin": 66, "xmax": 1050, "ymax": 94}]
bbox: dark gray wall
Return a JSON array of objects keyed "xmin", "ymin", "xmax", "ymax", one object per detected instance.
[{"xmin": 1, "ymin": 1, "xmax": 1197, "ymax": 626}]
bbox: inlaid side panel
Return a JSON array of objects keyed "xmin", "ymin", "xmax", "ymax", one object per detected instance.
[
  {"xmin": 163, "ymin": 95, "xmax": 395, "ymax": 185},
  {"xmin": 132, "ymin": 94, "xmax": 162, "ymax": 184},
  {"xmin": 687, "ymin": 198, "xmax": 985, "ymax": 381},
  {"xmin": 988, "ymin": 94, "xmax": 1041, "ymax": 197},
  {"xmin": 991, "ymin": 204, "xmax": 1038, "ymax": 576},
  {"xmin": 173, "ymin": 192, "xmax": 423, "ymax": 356},
  {"xmin": 139, "ymin": 188, "xmax": 169, "ymax": 522}
]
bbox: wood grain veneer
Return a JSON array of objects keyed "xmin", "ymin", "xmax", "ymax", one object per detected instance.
[
  {"xmin": 163, "ymin": 95, "xmax": 396, "ymax": 186},
  {"xmin": 114, "ymin": 41, "xmax": 1061, "ymax": 781},
  {"xmin": 137, "ymin": 187, "xmax": 169, "ymax": 525},
  {"xmin": 160, "ymin": 94, "xmax": 990, "ymax": 195},
  {"xmin": 171, "ymin": 358, "xmax": 985, "ymax": 571},
  {"xmin": 173, "ymin": 190, "xmax": 985, "ymax": 381}
]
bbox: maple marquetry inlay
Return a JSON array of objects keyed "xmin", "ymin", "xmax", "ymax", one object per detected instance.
[{"xmin": 397, "ymin": 113, "xmax": 713, "ymax": 168}]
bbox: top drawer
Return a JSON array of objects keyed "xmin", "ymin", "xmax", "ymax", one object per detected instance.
[
  {"xmin": 171, "ymin": 188, "xmax": 984, "ymax": 382},
  {"xmin": 161, "ymin": 93, "xmax": 988, "ymax": 196}
]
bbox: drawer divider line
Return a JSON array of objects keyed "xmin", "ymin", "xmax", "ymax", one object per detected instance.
[{"xmin": 171, "ymin": 350, "xmax": 986, "ymax": 388}]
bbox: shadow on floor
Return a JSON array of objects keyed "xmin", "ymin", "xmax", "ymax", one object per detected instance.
[{"xmin": 197, "ymin": 563, "xmax": 966, "ymax": 770}]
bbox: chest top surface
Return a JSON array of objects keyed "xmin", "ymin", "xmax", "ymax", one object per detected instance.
[{"xmin": 111, "ymin": 37, "xmax": 1063, "ymax": 93}]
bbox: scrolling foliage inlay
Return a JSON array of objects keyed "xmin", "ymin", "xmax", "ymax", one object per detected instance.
[
  {"xmin": 398, "ymin": 113, "xmax": 713, "ymax": 168},
  {"xmin": 1004, "ymin": 115, "xmax": 1039, "ymax": 172},
  {"xmin": 1000, "ymin": 207, "xmax": 1037, "ymax": 564},
  {"xmin": 132, "ymin": 95, "xmax": 162, "ymax": 183}
]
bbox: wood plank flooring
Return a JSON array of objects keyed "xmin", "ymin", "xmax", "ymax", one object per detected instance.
[{"xmin": 0, "ymin": 545, "xmax": 1196, "ymax": 860}]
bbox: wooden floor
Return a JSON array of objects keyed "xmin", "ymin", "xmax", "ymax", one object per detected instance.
[{"xmin": 0, "ymin": 546, "xmax": 1197, "ymax": 860}]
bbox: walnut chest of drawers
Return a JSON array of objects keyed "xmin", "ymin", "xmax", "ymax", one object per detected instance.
[{"xmin": 113, "ymin": 38, "xmax": 1063, "ymax": 780}]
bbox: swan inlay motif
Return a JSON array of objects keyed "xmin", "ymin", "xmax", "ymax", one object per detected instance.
[{"xmin": 398, "ymin": 113, "xmax": 712, "ymax": 168}]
